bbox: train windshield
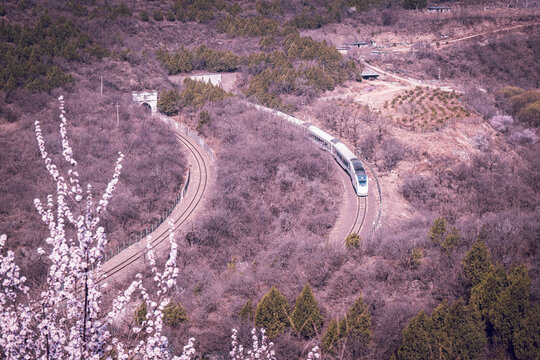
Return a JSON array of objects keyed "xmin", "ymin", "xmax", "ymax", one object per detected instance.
[{"xmin": 351, "ymin": 159, "xmax": 367, "ymax": 184}]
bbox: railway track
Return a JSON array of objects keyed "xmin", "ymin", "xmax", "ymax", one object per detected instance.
[
  {"xmin": 347, "ymin": 196, "xmax": 368, "ymax": 238},
  {"xmin": 96, "ymin": 129, "xmax": 209, "ymax": 284}
]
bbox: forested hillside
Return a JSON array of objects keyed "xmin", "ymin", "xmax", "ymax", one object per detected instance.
[{"xmin": 0, "ymin": 0, "xmax": 538, "ymax": 359}]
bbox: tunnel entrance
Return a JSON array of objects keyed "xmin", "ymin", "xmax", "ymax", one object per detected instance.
[{"xmin": 141, "ymin": 102, "xmax": 152, "ymax": 113}]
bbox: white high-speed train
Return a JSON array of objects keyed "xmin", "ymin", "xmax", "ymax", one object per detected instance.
[
  {"xmin": 305, "ymin": 124, "xmax": 368, "ymax": 196},
  {"xmin": 250, "ymin": 103, "xmax": 369, "ymax": 196}
]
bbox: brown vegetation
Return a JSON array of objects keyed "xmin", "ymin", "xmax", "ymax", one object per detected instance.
[{"xmin": 0, "ymin": 88, "xmax": 186, "ymax": 281}]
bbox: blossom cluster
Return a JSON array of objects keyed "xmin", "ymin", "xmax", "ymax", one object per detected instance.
[{"xmin": 0, "ymin": 96, "xmax": 191, "ymax": 360}]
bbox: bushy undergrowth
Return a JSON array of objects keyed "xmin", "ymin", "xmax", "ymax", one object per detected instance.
[
  {"xmin": 496, "ymin": 86, "xmax": 540, "ymax": 126},
  {"xmin": 158, "ymin": 78, "xmax": 231, "ymax": 115},
  {"xmin": 0, "ymin": 13, "xmax": 107, "ymax": 91},
  {"xmin": 157, "ymin": 32, "xmax": 361, "ymax": 111},
  {"xmin": 157, "ymin": 45, "xmax": 239, "ymax": 74},
  {"xmin": 0, "ymin": 89, "xmax": 186, "ymax": 281}
]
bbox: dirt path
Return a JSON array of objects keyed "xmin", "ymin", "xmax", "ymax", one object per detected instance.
[{"xmin": 438, "ymin": 22, "xmax": 540, "ymax": 48}]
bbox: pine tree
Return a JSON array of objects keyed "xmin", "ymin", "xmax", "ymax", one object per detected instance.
[
  {"xmin": 396, "ymin": 311, "xmax": 433, "ymax": 360},
  {"xmin": 158, "ymin": 89, "xmax": 182, "ymax": 116},
  {"xmin": 238, "ymin": 299, "xmax": 254, "ymax": 322},
  {"xmin": 442, "ymin": 226, "xmax": 460, "ymax": 253},
  {"xmin": 135, "ymin": 301, "xmax": 147, "ymax": 326},
  {"xmin": 321, "ymin": 319, "xmax": 340, "ymax": 353},
  {"xmin": 345, "ymin": 233, "xmax": 361, "ymax": 250},
  {"xmin": 431, "ymin": 299, "xmax": 486, "ymax": 360},
  {"xmin": 290, "ymin": 284, "xmax": 323, "ymax": 338},
  {"xmin": 429, "ymin": 216, "xmax": 446, "ymax": 245},
  {"xmin": 470, "ymin": 265, "xmax": 508, "ymax": 326},
  {"xmin": 512, "ymin": 304, "xmax": 540, "ymax": 360},
  {"xmin": 344, "ymin": 294, "xmax": 371, "ymax": 357},
  {"xmin": 254, "ymin": 286, "xmax": 291, "ymax": 339},
  {"xmin": 489, "ymin": 264, "xmax": 531, "ymax": 347},
  {"xmin": 163, "ymin": 301, "xmax": 188, "ymax": 327},
  {"xmin": 463, "ymin": 240, "xmax": 492, "ymax": 287}
]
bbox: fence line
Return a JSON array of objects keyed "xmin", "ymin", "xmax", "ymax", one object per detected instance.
[
  {"xmin": 159, "ymin": 114, "xmax": 216, "ymax": 163},
  {"xmin": 102, "ymin": 168, "xmax": 190, "ymax": 263}
]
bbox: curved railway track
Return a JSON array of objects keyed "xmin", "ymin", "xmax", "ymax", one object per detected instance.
[
  {"xmin": 347, "ymin": 196, "xmax": 368, "ymax": 239},
  {"xmin": 96, "ymin": 130, "xmax": 209, "ymax": 284}
]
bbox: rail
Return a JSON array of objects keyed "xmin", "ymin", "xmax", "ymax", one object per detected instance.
[
  {"xmin": 159, "ymin": 114, "xmax": 215, "ymax": 163},
  {"xmin": 102, "ymin": 168, "xmax": 190, "ymax": 263},
  {"xmin": 101, "ymin": 114, "xmax": 215, "ymax": 263},
  {"xmin": 246, "ymin": 100, "xmax": 383, "ymax": 237}
]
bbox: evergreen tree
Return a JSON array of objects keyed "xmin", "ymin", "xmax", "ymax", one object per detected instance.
[
  {"xmin": 163, "ymin": 301, "xmax": 188, "ymax": 327},
  {"xmin": 431, "ymin": 299, "xmax": 486, "ymax": 360},
  {"xmin": 158, "ymin": 89, "xmax": 182, "ymax": 115},
  {"xmin": 512, "ymin": 304, "xmax": 540, "ymax": 360},
  {"xmin": 397, "ymin": 301, "xmax": 486, "ymax": 360},
  {"xmin": 344, "ymin": 294, "xmax": 371, "ymax": 357},
  {"xmin": 403, "ymin": 0, "xmax": 427, "ymax": 10},
  {"xmin": 134, "ymin": 301, "xmax": 147, "ymax": 326},
  {"xmin": 396, "ymin": 311, "xmax": 433, "ymax": 360},
  {"xmin": 463, "ymin": 240, "xmax": 492, "ymax": 287},
  {"xmin": 321, "ymin": 319, "xmax": 340, "ymax": 353},
  {"xmin": 429, "ymin": 216, "xmax": 446, "ymax": 245},
  {"xmin": 254, "ymin": 286, "xmax": 291, "ymax": 339},
  {"xmin": 238, "ymin": 299, "xmax": 254, "ymax": 322},
  {"xmin": 345, "ymin": 233, "xmax": 360, "ymax": 250},
  {"xmin": 470, "ymin": 265, "xmax": 508, "ymax": 329},
  {"xmin": 290, "ymin": 284, "xmax": 323, "ymax": 338},
  {"xmin": 442, "ymin": 226, "xmax": 460, "ymax": 253},
  {"xmin": 489, "ymin": 264, "xmax": 531, "ymax": 346}
]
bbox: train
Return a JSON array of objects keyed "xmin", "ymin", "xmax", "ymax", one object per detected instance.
[{"xmin": 251, "ymin": 103, "xmax": 368, "ymax": 197}]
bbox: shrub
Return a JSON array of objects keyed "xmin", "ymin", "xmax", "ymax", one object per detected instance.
[
  {"xmin": 179, "ymin": 78, "xmax": 231, "ymax": 108},
  {"xmin": 139, "ymin": 10, "xmax": 149, "ymax": 22},
  {"xmin": 197, "ymin": 109, "xmax": 212, "ymax": 131},
  {"xmin": 489, "ymin": 115, "xmax": 513, "ymax": 132},
  {"xmin": 409, "ymin": 248, "xmax": 422, "ymax": 270},
  {"xmin": 163, "ymin": 301, "xmax": 188, "ymax": 327},
  {"xmin": 254, "ymin": 286, "xmax": 291, "ymax": 339},
  {"xmin": 135, "ymin": 301, "xmax": 147, "ymax": 326},
  {"xmin": 153, "ymin": 9, "xmax": 164, "ymax": 21},
  {"xmin": 345, "ymin": 233, "xmax": 361, "ymax": 250},
  {"xmin": 166, "ymin": 10, "xmax": 175, "ymax": 21},
  {"xmin": 518, "ymin": 100, "xmax": 540, "ymax": 126},
  {"xmin": 429, "ymin": 217, "xmax": 446, "ymax": 246},
  {"xmin": 158, "ymin": 89, "xmax": 182, "ymax": 116}
]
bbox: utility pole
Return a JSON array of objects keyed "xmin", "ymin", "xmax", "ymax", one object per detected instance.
[
  {"xmin": 115, "ymin": 103, "xmax": 119, "ymax": 127},
  {"xmin": 100, "ymin": 76, "xmax": 103, "ymax": 95}
]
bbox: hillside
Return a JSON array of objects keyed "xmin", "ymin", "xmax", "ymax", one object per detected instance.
[{"xmin": 0, "ymin": 1, "xmax": 538, "ymax": 359}]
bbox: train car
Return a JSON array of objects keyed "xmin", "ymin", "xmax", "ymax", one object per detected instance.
[
  {"xmin": 306, "ymin": 124, "xmax": 335, "ymax": 152},
  {"xmin": 332, "ymin": 140, "xmax": 369, "ymax": 196}
]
